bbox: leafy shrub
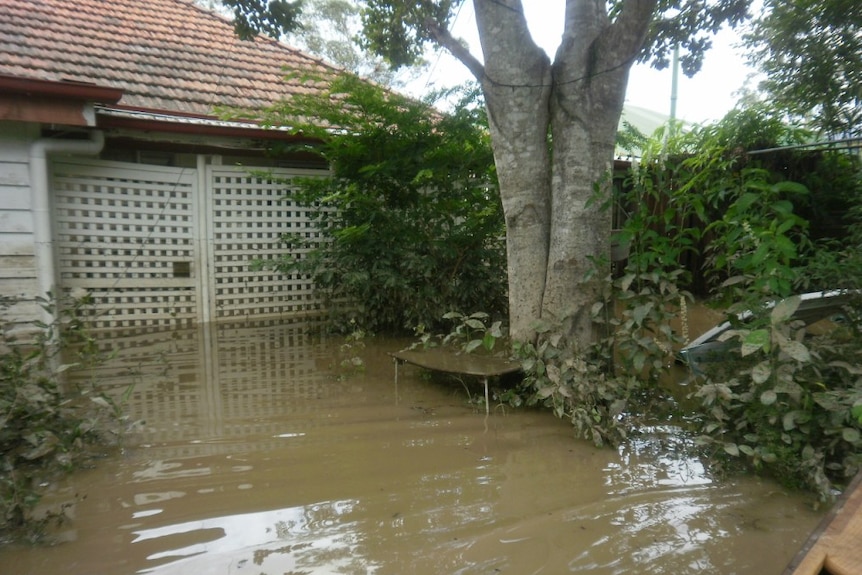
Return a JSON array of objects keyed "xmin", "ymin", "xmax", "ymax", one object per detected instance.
[
  {"xmin": 250, "ymin": 78, "xmax": 507, "ymax": 334},
  {"xmin": 691, "ymin": 295, "xmax": 862, "ymax": 500},
  {"xmin": 643, "ymin": 109, "xmax": 862, "ymax": 500},
  {"xmin": 1, "ymin": 294, "xmax": 122, "ymax": 541},
  {"xmin": 512, "ymin": 318, "xmax": 643, "ymax": 447}
]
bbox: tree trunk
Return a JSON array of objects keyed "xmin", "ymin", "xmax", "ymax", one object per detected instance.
[
  {"xmin": 466, "ymin": 0, "xmax": 655, "ymax": 347},
  {"xmin": 474, "ymin": 0, "xmax": 553, "ymax": 343},
  {"xmin": 540, "ymin": 1, "xmax": 633, "ymax": 345}
]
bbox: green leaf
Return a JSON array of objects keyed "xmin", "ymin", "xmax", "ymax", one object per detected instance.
[
  {"xmin": 741, "ymin": 329, "xmax": 770, "ymax": 356},
  {"xmin": 736, "ymin": 192, "xmax": 759, "ymax": 212},
  {"xmin": 620, "ymin": 273, "xmax": 636, "ymax": 292},
  {"xmin": 724, "ymin": 443, "xmax": 740, "ymax": 456},
  {"xmin": 90, "ymin": 396, "xmax": 111, "ymax": 409},
  {"xmin": 783, "ymin": 411, "xmax": 801, "ymax": 431},
  {"xmin": 781, "ymin": 340, "xmax": 810, "ymax": 363},
  {"xmin": 830, "ymin": 361, "xmax": 862, "ymax": 375},
  {"xmin": 781, "ymin": 340, "xmax": 811, "ymax": 363},
  {"xmin": 771, "ymin": 296, "xmax": 801, "ymax": 325},
  {"xmin": 632, "ymin": 302, "xmax": 653, "ymax": 325},
  {"xmin": 842, "ymin": 428, "xmax": 861, "ymax": 443},
  {"xmin": 752, "ymin": 361, "xmax": 772, "ymax": 384},
  {"xmin": 482, "ymin": 332, "xmax": 496, "ymax": 351},
  {"xmin": 760, "ymin": 389, "xmax": 777, "ymax": 405},
  {"xmin": 464, "ymin": 339, "xmax": 483, "ymax": 354}
]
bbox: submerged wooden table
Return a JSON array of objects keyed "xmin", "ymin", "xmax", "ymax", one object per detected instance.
[
  {"xmin": 783, "ymin": 470, "xmax": 862, "ymax": 575},
  {"xmin": 390, "ymin": 348, "xmax": 521, "ymax": 414}
]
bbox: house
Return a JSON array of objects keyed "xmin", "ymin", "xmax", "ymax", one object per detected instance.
[{"xmin": 0, "ymin": 0, "xmax": 341, "ymax": 334}]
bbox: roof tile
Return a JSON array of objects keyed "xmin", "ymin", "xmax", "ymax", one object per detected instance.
[{"xmin": 0, "ymin": 0, "xmax": 340, "ymax": 117}]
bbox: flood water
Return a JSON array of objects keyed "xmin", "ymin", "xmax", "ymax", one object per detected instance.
[{"xmin": 2, "ymin": 320, "xmax": 825, "ymax": 574}]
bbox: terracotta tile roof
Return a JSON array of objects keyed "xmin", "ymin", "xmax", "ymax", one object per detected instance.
[{"xmin": 0, "ymin": 0, "xmax": 339, "ymax": 117}]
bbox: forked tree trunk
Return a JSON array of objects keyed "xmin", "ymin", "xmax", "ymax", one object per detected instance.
[{"xmin": 447, "ymin": 0, "xmax": 656, "ymax": 347}]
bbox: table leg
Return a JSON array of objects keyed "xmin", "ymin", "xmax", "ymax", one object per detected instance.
[{"xmin": 483, "ymin": 376, "xmax": 489, "ymax": 415}]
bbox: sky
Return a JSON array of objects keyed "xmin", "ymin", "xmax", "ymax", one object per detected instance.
[{"xmin": 404, "ymin": 3, "xmax": 760, "ymax": 126}]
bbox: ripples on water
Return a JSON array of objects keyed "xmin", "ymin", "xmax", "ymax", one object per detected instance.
[{"xmin": 1, "ymin": 321, "xmax": 823, "ymax": 574}]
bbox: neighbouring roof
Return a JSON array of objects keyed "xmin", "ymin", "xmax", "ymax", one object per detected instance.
[{"xmin": 0, "ymin": 0, "xmax": 340, "ymax": 121}]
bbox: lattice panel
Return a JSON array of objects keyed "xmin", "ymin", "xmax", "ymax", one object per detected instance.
[
  {"xmin": 53, "ymin": 160, "xmax": 199, "ymax": 330},
  {"xmin": 209, "ymin": 167, "xmax": 330, "ymax": 320}
]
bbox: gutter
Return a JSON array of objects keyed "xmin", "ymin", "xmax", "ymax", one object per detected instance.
[{"xmin": 29, "ymin": 130, "xmax": 105, "ymax": 321}]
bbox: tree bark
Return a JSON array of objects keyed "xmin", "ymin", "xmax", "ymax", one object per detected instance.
[
  {"xmin": 472, "ymin": 0, "xmax": 553, "ymax": 342},
  {"xmin": 448, "ymin": 0, "xmax": 656, "ymax": 346}
]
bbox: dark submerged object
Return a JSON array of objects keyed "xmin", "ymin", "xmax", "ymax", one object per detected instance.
[
  {"xmin": 678, "ymin": 290, "xmax": 857, "ymax": 372},
  {"xmin": 390, "ymin": 348, "xmax": 521, "ymax": 414}
]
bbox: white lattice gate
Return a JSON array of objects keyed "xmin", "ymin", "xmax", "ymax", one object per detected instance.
[
  {"xmin": 207, "ymin": 166, "xmax": 325, "ymax": 322},
  {"xmin": 52, "ymin": 159, "xmax": 328, "ymax": 331}
]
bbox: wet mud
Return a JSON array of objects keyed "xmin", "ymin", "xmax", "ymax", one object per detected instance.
[{"xmin": 0, "ymin": 319, "xmax": 824, "ymax": 574}]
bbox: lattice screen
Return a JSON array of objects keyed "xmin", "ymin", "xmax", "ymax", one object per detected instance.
[
  {"xmin": 53, "ymin": 160, "xmax": 199, "ymax": 330},
  {"xmin": 53, "ymin": 160, "xmax": 331, "ymax": 331},
  {"xmin": 208, "ymin": 167, "xmax": 330, "ymax": 321}
]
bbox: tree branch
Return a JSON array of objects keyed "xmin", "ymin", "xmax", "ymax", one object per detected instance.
[
  {"xmin": 600, "ymin": 0, "xmax": 658, "ymax": 69},
  {"xmin": 424, "ymin": 17, "xmax": 486, "ymax": 81}
]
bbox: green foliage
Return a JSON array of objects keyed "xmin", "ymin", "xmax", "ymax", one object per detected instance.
[
  {"xmin": 623, "ymin": 109, "xmax": 862, "ymax": 500},
  {"xmin": 598, "ymin": 132, "xmax": 704, "ymax": 382},
  {"xmin": 691, "ymin": 295, "xmax": 862, "ymax": 500},
  {"xmin": 603, "ymin": 108, "xmax": 862, "ymax": 499},
  {"xmin": 798, "ymin": 155, "xmax": 862, "ymax": 292},
  {"xmin": 222, "ymin": 0, "xmax": 304, "ymax": 40},
  {"xmin": 0, "ymin": 294, "xmax": 123, "ymax": 541},
  {"xmin": 705, "ymin": 170, "xmax": 810, "ymax": 302},
  {"xmin": 641, "ymin": 0, "xmax": 750, "ymax": 76},
  {"xmin": 512, "ymin": 319, "xmax": 643, "ymax": 448},
  {"xmin": 744, "ymin": 0, "xmax": 862, "ymax": 136},
  {"xmin": 252, "ymin": 77, "xmax": 506, "ymax": 334},
  {"xmin": 283, "ymin": 0, "xmax": 413, "ymax": 86},
  {"xmin": 358, "ymin": 0, "xmax": 454, "ymax": 68},
  {"xmin": 436, "ymin": 311, "xmax": 506, "ymax": 355},
  {"xmin": 647, "ymin": 108, "xmax": 815, "ymax": 302}
]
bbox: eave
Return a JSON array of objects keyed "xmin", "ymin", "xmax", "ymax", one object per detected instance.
[
  {"xmin": 0, "ymin": 74, "xmax": 123, "ymax": 127},
  {"xmin": 96, "ymin": 106, "xmax": 311, "ymax": 143}
]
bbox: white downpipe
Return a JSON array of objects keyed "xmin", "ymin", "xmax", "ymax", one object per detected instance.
[{"xmin": 29, "ymin": 130, "xmax": 105, "ymax": 320}]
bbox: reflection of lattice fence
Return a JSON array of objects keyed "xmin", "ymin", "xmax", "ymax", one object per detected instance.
[
  {"xmin": 70, "ymin": 321, "xmax": 338, "ymax": 458},
  {"xmin": 216, "ymin": 319, "xmax": 332, "ymax": 425}
]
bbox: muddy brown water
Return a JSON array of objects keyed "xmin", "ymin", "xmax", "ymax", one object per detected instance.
[{"xmin": 1, "ymin": 320, "xmax": 825, "ymax": 575}]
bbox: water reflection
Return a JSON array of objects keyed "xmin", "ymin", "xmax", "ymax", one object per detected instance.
[
  {"xmin": 0, "ymin": 320, "xmax": 825, "ymax": 574},
  {"xmin": 131, "ymin": 500, "xmax": 372, "ymax": 575}
]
